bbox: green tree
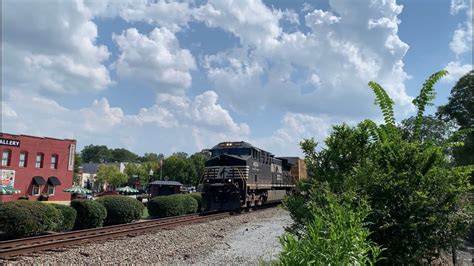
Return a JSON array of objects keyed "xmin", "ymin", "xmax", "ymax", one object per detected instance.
[
  {"xmin": 438, "ymin": 70, "xmax": 474, "ymax": 129},
  {"xmin": 74, "ymin": 153, "xmax": 82, "ymax": 174},
  {"xmin": 81, "ymin": 145, "xmax": 112, "ymax": 163},
  {"xmin": 189, "ymin": 152, "xmax": 210, "ymax": 183},
  {"xmin": 108, "ymin": 172, "xmax": 128, "ymax": 188},
  {"xmin": 438, "ymin": 70, "xmax": 474, "ymax": 167},
  {"xmin": 110, "ymin": 148, "xmax": 139, "ymax": 162},
  {"xmin": 162, "ymin": 154, "xmax": 197, "ymax": 185},
  {"xmin": 138, "ymin": 153, "xmax": 164, "ymax": 163},
  {"xmin": 96, "ymin": 164, "xmax": 127, "ymax": 189},
  {"xmin": 124, "ymin": 163, "xmax": 150, "ymax": 186},
  {"xmin": 399, "ymin": 115, "xmax": 455, "ymax": 145},
  {"xmin": 286, "ymin": 70, "xmax": 473, "ymax": 264},
  {"xmin": 73, "ymin": 153, "xmax": 82, "ymax": 185}
]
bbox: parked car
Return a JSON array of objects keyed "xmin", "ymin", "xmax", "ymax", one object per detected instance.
[{"xmin": 96, "ymin": 191, "xmax": 119, "ymax": 197}]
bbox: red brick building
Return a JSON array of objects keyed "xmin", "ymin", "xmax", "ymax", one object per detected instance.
[{"xmin": 0, "ymin": 133, "xmax": 76, "ymax": 202}]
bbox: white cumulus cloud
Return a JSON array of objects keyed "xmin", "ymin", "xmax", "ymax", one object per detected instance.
[
  {"xmin": 2, "ymin": 0, "xmax": 112, "ymax": 94},
  {"xmin": 305, "ymin": 9, "xmax": 340, "ymax": 25},
  {"xmin": 113, "ymin": 27, "xmax": 196, "ymax": 93},
  {"xmin": 255, "ymin": 113, "xmax": 344, "ymax": 156}
]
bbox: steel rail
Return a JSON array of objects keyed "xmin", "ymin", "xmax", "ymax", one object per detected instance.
[
  {"xmin": 0, "ymin": 213, "xmax": 204, "ymax": 249},
  {"xmin": 0, "ymin": 212, "xmax": 229, "ymax": 258}
]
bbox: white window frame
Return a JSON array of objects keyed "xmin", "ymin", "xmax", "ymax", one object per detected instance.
[
  {"xmin": 35, "ymin": 153, "xmax": 44, "ymax": 168},
  {"xmin": 50, "ymin": 155, "xmax": 58, "ymax": 170},
  {"xmin": 2, "ymin": 150, "xmax": 11, "ymax": 166},
  {"xmin": 32, "ymin": 185, "xmax": 40, "ymax": 196},
  {"xmin": 47, "ymin": 185, "xmax": 55, "ymax": 195},
  {"xmin": 19, "ymin": 152, "xmax": 27, "ymax": 167}
]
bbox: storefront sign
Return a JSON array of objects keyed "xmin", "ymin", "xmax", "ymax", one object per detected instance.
[
  {"xmin": 0, "ymin": 138, "xmax": 20, "ymax": 147},
  {"xmin": 1, "ymin": 170, "xmax": 15, "ymax": 188},
  {"xmin": 68, "ymin": 143, "xmax": 75, "ymax": 171}
]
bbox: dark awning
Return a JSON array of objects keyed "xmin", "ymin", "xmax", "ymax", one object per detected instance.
[
  {"xmin": 32, "ymin": 176, "xmax": 46, "ymax": 185},
  {"xmin": 48, "ymin": 176, "xmax": 61, "ymax": 186}
]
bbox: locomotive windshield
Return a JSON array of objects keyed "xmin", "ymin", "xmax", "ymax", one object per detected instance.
[{"xmin": 211, "ymin": 148, "xmax": 251, "ymax": 157}]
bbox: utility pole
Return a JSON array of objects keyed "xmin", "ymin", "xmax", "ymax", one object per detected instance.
[{"xmin": 160, "ymin": 159, "xmax": 163, "ymax": 181}]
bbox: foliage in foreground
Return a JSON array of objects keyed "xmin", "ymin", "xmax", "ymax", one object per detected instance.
[
  {"xmin": 147, "ymin": 194, "xmax": 198, "ymax": 218},
  {"xmin": 188, "ymin": 193, "xmax": 202, "ymax": 211},
  {"xmin": 96, "ymin": 195, "xmax": 144, "ymax": 225},
  {"xmin": 279, "ymin": 187, "xmax": 382, "ymax": 265},
  {"xmin": 52, "ymin": 204, "xmax": 77, "ymax": 232},
  {"xmin": 0, "ymin": 201, "xmax": 62, "ymax": 238},
  {"xmin": 283, "ymin": 70, "xmax": 474, "ymax": 264},
  {"xmin": 71, "ymin": 199, "xmax": 107, "ymax": 230},
  {"xmin": 438, "ymin": 70, "xmax": 474, "ymax": 167}
]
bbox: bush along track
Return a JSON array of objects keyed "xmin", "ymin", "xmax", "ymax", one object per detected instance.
[
  {"xmin": 70, "ymin": 199, "xmax": 107, "ymax": 230},
  {"xmin": 0, "ymin": 201, "xmax": 62, "ymax": 238},
  {"xmin": 52, "ymin": 204, "xmax": 77, "ymax": 232},
  {"xmin": 96, "ymin": 195, "xmax": 144, "ymax": 225},
  {"xmin": 148, "ymin": 194, "xmax": 198, "ymax": 218},
  {"xmin": 282, "ymin": 70, "xmax": 474, "ymax": 264}
]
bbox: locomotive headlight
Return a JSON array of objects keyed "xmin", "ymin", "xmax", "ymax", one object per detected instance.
[{"xmin": 228, "ymin": 179, "xmax": 232, "ymax": 183}]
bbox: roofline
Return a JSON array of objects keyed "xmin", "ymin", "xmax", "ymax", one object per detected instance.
[
  {"xmin": 211, "ymin": 141, "xmax": 274, "ymax": 156},
  {"xmin": 0, "ymin": 132, "xmax": 76, "ymax": 142}
]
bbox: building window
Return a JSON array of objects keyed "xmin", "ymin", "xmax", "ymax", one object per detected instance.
[
  {"xmin": 19, "ymin": 151, "xmax": 28, "ymax": 167},
  {"xmin": 47, "ymin": 185, "xmax": 55, "ymax": 195},
  {"xmin": 2, "ymin": 149, "xmax": 12, "ymax": 166},
  {"xmin": 51, "ymin": 154, "xmax": 58, "ymax": 169},
  {"xmin": 36, "ymin": 153, "xmax": 44, "ymax": 168},
  {"xmin": 32, "ymin": 185, "xmax": 40, "ymax": 195}
]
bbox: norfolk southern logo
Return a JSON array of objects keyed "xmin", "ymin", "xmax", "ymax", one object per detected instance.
[{"xmin": 0, "ymin": 138, "xmax": 20, "ymax": 147}]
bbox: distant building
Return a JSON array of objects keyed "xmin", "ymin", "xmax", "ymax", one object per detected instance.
[
  {"xmin": 0, "ymin": 133, "xmax": 76, "ymax": 203},
  {"xmin": 149, "ymin": 180, "xmax": 183, "ymax": 197},
  {"xmin": 79, "ymin": 162, "xmax": 128, "ymax": 191}
]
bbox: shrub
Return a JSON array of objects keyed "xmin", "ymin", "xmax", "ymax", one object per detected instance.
[
  {"xmin": 278, "ymin": 187, "xmax": 382, "ymax": 265},
  {"xmin": 0, "ymin": 201, "xmax": 62, "ymax": 238},
  {"xmin": 188, "ymin": 193, "xmax": 202, "ymax": 211},
  {"xmin": 181, "ymin": 194, "xmax": 198, "ymax": 214},
  {"xmin": 148, "ymin": 194, "xmax": 198, "ymax": 218},
  {"xmin": 70, "ymin": 199, "xmax": 107, "ymax": 230},
  {"xmin": 289, "ymin": 71, "xmax": 474, "ymax": 264},
  {"xmin": 52, "ymin": 204, "xmax": 77, "ymax": 232},
  {"xmin": 96, "ymin": 196, "xmax": 144, "ymax": 225},
  {"xmin": 282, "ymin": 184, "xmax": 313, "ymax": 236}
]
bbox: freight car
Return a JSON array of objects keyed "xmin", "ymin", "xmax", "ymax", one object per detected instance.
[{"xmin": 201, "ymin": 141, "xmax": 307, "ymax": 211}]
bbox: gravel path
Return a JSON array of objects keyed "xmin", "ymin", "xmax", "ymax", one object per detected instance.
[
  {"xmin": 0, "ymin": 207, "xmax": 290, "ymax": 265},
  {"xmin": 177, "ymin": 208, "xmax": 291, "ymax": 265}
]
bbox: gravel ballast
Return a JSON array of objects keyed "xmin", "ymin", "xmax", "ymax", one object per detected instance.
[{"xmin": 0, "ymin": 207, "xmax": 291, "ymax": 265}]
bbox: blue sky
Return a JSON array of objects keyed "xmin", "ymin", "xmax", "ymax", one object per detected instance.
[{"xmin": 2, "ymin": 0, "xmax": 472, "ymax": 156}]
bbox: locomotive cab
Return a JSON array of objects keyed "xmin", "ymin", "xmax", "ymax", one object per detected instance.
[{"xmin": 201, "ymin": 141, "xmax": 298, "ymax": 211}]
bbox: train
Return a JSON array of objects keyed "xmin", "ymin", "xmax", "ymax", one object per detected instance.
[{"xmin": 201, "ymin": 141, "xmax": 307, "ymax": 211}]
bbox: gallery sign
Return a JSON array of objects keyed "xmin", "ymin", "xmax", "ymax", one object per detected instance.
[{"xmin": 0, "ymin": 138, "xmax": 20, "ymax": 147}]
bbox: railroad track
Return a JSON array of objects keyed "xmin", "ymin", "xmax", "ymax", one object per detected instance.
[{"xmin": 0, "ymin": 212, "xmax": 230, "ymax": 259}]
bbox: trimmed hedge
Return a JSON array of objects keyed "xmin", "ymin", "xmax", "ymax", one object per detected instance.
[
  {"xmin": 0, "ymin": 201, "xmax": 62, "ymax": 238},
  {"xmin": 96, "ymin": 196, "xmax": 144, "ymax": 225},
  {"xmin": 70, "ymin": 200, "xmax": 107, "ymax": 230},
  {"xmin": 52, "ymin": 204, "xmax": 77, "ymax": 232},
  {"xmin": 148, "ymin": 194, "xmax": 198, "ymax": 218},
  {"xmin": 181, "ymin": 194, "xmax": 198, "ymax": 214},
  {"xmin": 188, "ymin": 193, "xmax": 202, "ymax": 212}
]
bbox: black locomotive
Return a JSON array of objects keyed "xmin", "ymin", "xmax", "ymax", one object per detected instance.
[{"xmin": 201, "ymin": 141, "xmax": 306, "ymax": 211}]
